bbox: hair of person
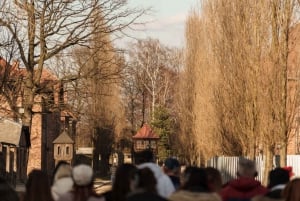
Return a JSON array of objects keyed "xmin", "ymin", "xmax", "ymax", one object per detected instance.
[
  {"xmin": 182, "ymin": 166, "xmax": 209, "ymax": 192},
  {"xmin": 164, "ymin": 158, "xmax": 180, "ymax": 174},
  {"xmin": 268, "ymin": 168, "xmax": 290, "ymax": 189},
  {"xmin": 134, "ymin": 150, "xmax": 154, "ymax": 165},
  {"xmin": 112, "ymin": 163, "xmax": 138, "ymax": 201},
  {"xmin": 0, "ymin": 176, "xmax": 19, "ymax": 201},
  {"xmin": 206, "ymin": 167, "xmax": 222, "ymax": 192},
  {"xmin": 237, "ymin": 158, "xmax": 257, "ymax": 178},
  {"xmin": 52, "ymin": 161, "xmax": 70, "ymax": 184},
  {"xmin": 23, "ymin": 169, "xmax": 54, "ymax": 201},
  {"xmin": 72, "ymin": 184, "xmax": 100, "ymax": 201},
  {"xmin": 71, "ymin": 178, "xmax": 98, "ymax": 201},
  {"xmin": 52, "ymin": 161, "xmax": 72, "ymax": 184},
  {"xmin": 137, "ymin": 167, "xmax": 157, "ymax": 193},
  {"xmin": 282, "ymin": 178, "xmax": 300, "ymax": 201}
]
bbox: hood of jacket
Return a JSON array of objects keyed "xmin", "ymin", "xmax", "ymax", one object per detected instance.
[
  {"xmin": 229, "ymin": 177, "xmax": 263, "ymax": 192},
  {"xmin": 51, "ymin": 177, "xmax": 74, "ymax": 201},
  {"xmin": 137, "ymin": 162, "xmax": 175, "ymax": 198},
  {"xmin": 138, "ymin": 163, "xmax": 163, "ymax": 180}
]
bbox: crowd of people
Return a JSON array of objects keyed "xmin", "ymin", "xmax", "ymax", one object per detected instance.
[{"xmin": 0, "ymin": 150, "xmax": 299, "ymax": 201}]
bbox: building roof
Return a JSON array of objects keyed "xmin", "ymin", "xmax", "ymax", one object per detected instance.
[
  {"xmin": 132, "ymin": 124, "xmax": 159, "ymax": 139},
  {"xmin": 0, "ymin": 57, "xmax": 58, "ymax": 83},
  {"xmin": 0, "ymin": 118, "xmax": 22, "ymax": 146},
  {"xmin": 53, "ymin": 130, "xmax": 74, "ymax": 144}
]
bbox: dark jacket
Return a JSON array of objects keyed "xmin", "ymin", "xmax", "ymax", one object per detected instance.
[
  {"xmin": 220, "ymin": 177, "xmax": 268, "ymax": 201},
  {"xmin": 265, "ymin": 189, "xmax": 282, "ymax": 199},
  {"xmin": 127, "ymin": 191, "xmax": 168, "ymax": 201},
  {"xmin": 168, "ymin": 176, "xmax": 180, "ymax": 190},
  {"xmin": 251, "ymin": 184, "xmax": 286, "ymax": 201}
]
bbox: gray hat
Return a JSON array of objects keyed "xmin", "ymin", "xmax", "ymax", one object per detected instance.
[{"xmin": 72, "ymin": 164, "xmax": 93, "ymax": 186}]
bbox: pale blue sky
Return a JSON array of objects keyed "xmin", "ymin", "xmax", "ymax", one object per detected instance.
[{"xmin": 121, "ymin": 0, "xmax": 198, "ymax": 48}]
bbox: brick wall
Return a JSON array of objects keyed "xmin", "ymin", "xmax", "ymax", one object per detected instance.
[
  {"xmin": 27, "ymin": 112, "xmax": 62, "ymax": 176},
  {"xmin": 27, "ymin": 113, "xmax": 42, "ymax": 174},
  {"xmin": 42, "ymin": 112, "xmax": 61, "ymax": 177}
]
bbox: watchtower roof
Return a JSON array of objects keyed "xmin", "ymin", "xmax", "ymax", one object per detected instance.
[
  {"xmin": 53, "ymin": 130, "xmax": 74, "ymax": 144},
  {"xmin": 132, "ymin": 124, "xmax": 159, "ymax": 139}
]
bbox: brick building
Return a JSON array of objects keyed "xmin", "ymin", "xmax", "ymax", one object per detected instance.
[
  {"xmin": 0, "ymin": 118, "xmax": 29, "ymax": 185},
  {"xmin": 0, "ymin": 57, "xmax": 76, "ymax": 182}
]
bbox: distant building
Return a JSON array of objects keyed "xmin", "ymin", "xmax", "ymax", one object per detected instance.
[
  {"xmin": 132, "ymin": 124, "xmax": 159, "ymax": 162},
  {"xmin": 0, "ymin": 118, "xmax": 29, "ymax": 185},
  {"xmin": 0, "ymin": 57, "xmax": 76, "ymax": 182}
]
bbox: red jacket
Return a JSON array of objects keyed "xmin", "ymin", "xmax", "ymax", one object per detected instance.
[{"xmin": 220, "ymin": 177, "xmax": 268, "ymax": 201}]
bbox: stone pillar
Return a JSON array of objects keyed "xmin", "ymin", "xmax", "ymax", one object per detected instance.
[{"xmin": 5, "ymin": 145, "xmax": 9, "ymax": 172}]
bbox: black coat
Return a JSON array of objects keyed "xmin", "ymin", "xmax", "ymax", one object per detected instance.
[{"xmin": 127, "ymin": 192, "xmax": 168, "ymax": 201}]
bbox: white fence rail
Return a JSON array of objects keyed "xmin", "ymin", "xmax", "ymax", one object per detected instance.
[{"xmin": 207, "ymin": 155, "xmax": 300, "ymax": 184}]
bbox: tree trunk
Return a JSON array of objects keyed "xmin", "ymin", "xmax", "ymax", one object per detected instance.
[
  {"xmin": 96, "ymin": 127, "xmax": 114, "ymax": 177},
  {"xmin": 99, "ymin": 154, "xmax": 110, "ymax": 177},
  {"xmin": 199, "ymin": 150, "xmax": 206, "ymax": 167},
  {"xmin": 141, "ymin": 89, "xmax": 146, "ymax": 127},
  {"xmin": 152, "ymin": 90, "xmax": 155, "ymax": 121},
  {"xmin": 248, "ymin": 139, "xmax": 256, "ymax": 160},
  {"xmin": 263, "ymin": 145, "xmax": 274, "ymax": 186},
  {"xmin": 23, "ymin": 81, "xmax": 36, "ymax": 174},
  {"xmin": 280, "ymin": 141, "xmax": 287, "ymax": 167}
]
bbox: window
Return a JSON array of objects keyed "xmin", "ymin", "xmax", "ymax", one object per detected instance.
[
  {"xmin": 66, "ymin": 146, "xmax": 70, "ymax": 155},
  {"xmin": 151, "ymin": 141, "xmax": 156, "ymax": 148},
  {"xmin": 136, "ymin": 140, "xmax": 143, "ymax": 149},
  {"xmin": 57, "ymin": 146, "xmax": 61, "ymax": 155}
]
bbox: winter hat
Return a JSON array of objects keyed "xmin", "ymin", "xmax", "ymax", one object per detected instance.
[
  {"xmin": 72, "ymin": 164, "xmax": 93, "ymax": 186},
  {"xmin": 268, "ymin": 168, "xmax": 290, "ymax": 188}
]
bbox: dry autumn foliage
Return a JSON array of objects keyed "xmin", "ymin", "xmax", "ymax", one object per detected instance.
[{"xmin": 179, "ymin": 0, "xmax": 300, "ymax": 182}]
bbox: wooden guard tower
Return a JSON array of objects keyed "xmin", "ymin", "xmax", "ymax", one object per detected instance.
[
  {"xmin": 53, "ymin": 130, "xmax": 74, "ymax": 165},
  {"xmin": 132, "ymin": 124, "xmax": 159, "ymax": 156}
]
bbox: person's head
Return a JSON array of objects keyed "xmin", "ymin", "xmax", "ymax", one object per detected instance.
[
  {"xmin": 136, "ymin": 167, "xmax": 157, "ymax": 193},
  {"xmin": 283, "ymin": 166, "xmax": 294, "ymax": 178},
  {"xmin": 268, "ymin": 168, "xmax": 290, "ymax": 189},
  {"xmin": 237, "ymin": 158, "xmax": 257, "ymax": 178},
  {"xmin": 283, "ymin": 178, "xmax": 300, "ymax": 201},
  {"xmin": 0, "ymin": 177, "xmax": 19, "ymax": 201},
  {"xmin": 134, "ymin": 150, "xmax": 154, "ymax": 165},
  {"xmin": 112, "ymin": 163, "xmax": 138, "ymax": 201},
  {"xmin": 71, "ymin": 164, "xmax": 99, "ymax": 201},
  {"xmin": 52, "ymin": 161, "xmax": 72, "ymax": 184},
  {"xmin": 24, "ymin": 169, "xmax": 53, "ymax": 201},
  {"xmin": 163, "ymin": 158, "xmax": 180, "ymax": 176},
  {"xmin": 206, "ymin": 167, "xmax": 222, "ymax": 192},
  {"xmin": 181, "ymin": 166, "xmax": 209, "ymax": 192},
  {"xmin": 72, "ymin": 164, "xmax": 94, "ymax": 187}
]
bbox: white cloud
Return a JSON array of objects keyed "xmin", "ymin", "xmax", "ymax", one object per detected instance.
[
  {"xmin": 145, "ymin": 12, "xmax": 186, "ymax": 31},
  {"xmin": 114, "ymin": 0, "xmax": 198, "ymax": 48}
]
